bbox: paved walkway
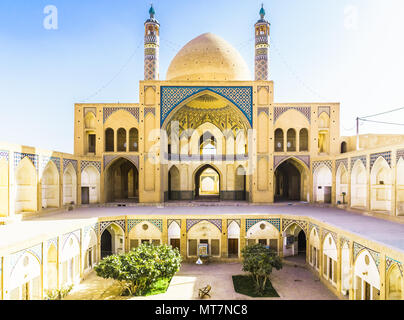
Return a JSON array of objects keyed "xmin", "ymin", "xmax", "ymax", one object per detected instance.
[
  {"xmin": 3, "ymin": 203, "xmax": 404, "ymax": 254},
  {"xmin": 65, "ymin": 263, "xmax": 337, "ymax": 300}
]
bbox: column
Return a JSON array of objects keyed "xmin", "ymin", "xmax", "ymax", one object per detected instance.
[
  {"xmin": 180, "ymin": 219, "xmax": 187, "ymax": 259},
  {"xmin": 221, "ymin": 219, "xmax": 228, "ymax": 259}
]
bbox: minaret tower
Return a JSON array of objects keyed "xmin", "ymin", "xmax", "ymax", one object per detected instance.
[
  {"xmin": 144, "ymin": 4, "xmax": 160, "ymax": 80},
  {"xmin": 254, "ymin": 4, "xmax": 270, "ymax": 80}
]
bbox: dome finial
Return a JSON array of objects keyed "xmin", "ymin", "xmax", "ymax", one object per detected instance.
[
  {"xmin": 149, "ymin": 3, "xmax": 155, "ymax": 18},
  {"xmin": 259, "ymin": 3, "xmax": 266, "ymax": 19}
]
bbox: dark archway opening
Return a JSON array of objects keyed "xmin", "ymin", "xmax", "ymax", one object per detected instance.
[
  {"xmin": 274, "ymin": 160, "xmax": 301, "ymax": 202},
  {"xmin": 194, "ymin": 164, "xmax": 220, "ymax": 201},
  {"xmin": 105, "ymin": 158, "xmax": 139, "ymax": 203},
  {"xmin": 298, "ymin": 230, "xmax": 307, "ymax": 256},
  {"xmin": 101, "ymin": 230, "xmax": 112, "ymax": 259}
]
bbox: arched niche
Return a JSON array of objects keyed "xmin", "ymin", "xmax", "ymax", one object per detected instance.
[
  {"xmin": 81, "ymin": 165, "xmax": 100, "ymax": 204},
  {"xmin": 336, "ymin": 164, "xmax": 348, "ymax": 204},
  {"xmin": 313, "ymin": 165, "xmax": 332, "ymax": 203},
  {"xmin": 353, "ymin": 249, "xmax": 381, "ymax": 300},
  {"xmin": 15, "ymin": 157, "xmax": 37, "ymax": 214},
  {"xmin": 41, "ymin": 162, "xmax": 60, "ymax": 209},
  {"xmin": 187, "ymin": 220, "xmax": 222, "ymax": 258},
  {"xmin": 63, "ymin": 163, "xmax": 77, "ymax": 205},
  {"xmin": 351, "ymin": 160, "xmax": 368, "ymax": 209},
  {"xmin": 370, "ymin": 157, "xmax": 392, "ymax": 212}
]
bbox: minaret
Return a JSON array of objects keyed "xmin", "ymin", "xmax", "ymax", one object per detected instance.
[
  {"xmin": 254, "ymin": 4, "xmax": 270, "ymax": 81},
  {"xmin": 144, "ymin": 4, "xmax": 160, "ymax": 80}
]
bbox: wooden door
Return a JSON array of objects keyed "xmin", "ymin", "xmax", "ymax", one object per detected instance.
[
  {"xmin": 228, "ymin": 239, "xmax": 238, "ymax": 257},
  {"xmin": 170, "ymin": 238, "xmax": 180, "ymax": 251},
  {"xmin": 81, "ymin": 187, "xmax": 89, "ymax": 204}
]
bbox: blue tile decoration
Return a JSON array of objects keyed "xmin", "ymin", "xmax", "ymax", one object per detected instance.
[
  {"xmin": 103, "ymin": 106, "xmax": 139, "ymax": 123},
  {"xmin": 312, "ymin": 160, "xmax": 333, "ymax": 172},
  {"xmin": 160, "ymin": 86, "xmax": 253, "ymax": 127},
  {"xmin": 0, "ymin": 150, "xmax": 9, "ymax": 162},
  {"xmin": 351, "ymin": 155, "xmax": 367, "ymax": 170},
  {"xmin": 386, "ymin": 256, "xmax": 403, "ymax": 276},
  {"xmin": 397, "ymin": 149, "xmax": 404, "ymax": 163},
  {"xmin": 186, "ymin": 219, "xmax": 223, "ymax": 232},
  {"xmin": 370, "ymin": 151, "xmax": 392, "ymax": 170},
  {"xmin": 274, "ymin": 106, "xmax": 311, "ymax": 124},
  {"xmin": 81, "ymin": 160, "xmax": 101, "ymax": 173},
  {"xmin": 63, "ymin": 159, "xmax": 78, "ymax": 173},
  {"xmin": 144, "ymin": 107, "xmax": 156, "ymax": 117},
  {"xmin": 336, "ymin": 158, "xmax": 348, "ymax": 171},
  {"xmin": 41, "ymin": 156, "xmax": 61, "ymax": 172},
  {"xmin": 14, "ymin": 152, "xmax": 38, "ymax": 171},
  {"xmin": 246, "ymin": 218, "xmax": 280, "ymax": 232},
  {"xmin": 127, "ymin": 219, "xmax": 163, "ymax": 233},
  {"xmin": 257, "ymin": 107, "xmax": 269, "ymax": 116},
  {"xmin": 353, "ymin": 242, "xmax": 380, "ymax": 267},
  {"xmin": 99, "ymin": 220, "xmax": 125, "ymax": 235}
]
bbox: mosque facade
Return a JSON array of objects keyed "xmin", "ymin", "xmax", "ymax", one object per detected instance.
[{"xmin": 1, "ymin": 5, "xmax": 404, "ymax": 300}]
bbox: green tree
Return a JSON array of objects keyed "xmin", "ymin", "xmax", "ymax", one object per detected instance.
[
  {"xmin": 94, "ymin": 243, "xmax": 181, "ymax": 296},
  {"xmin": 241, "ymin": 243, "xmax": 283, "ymax": 295}
]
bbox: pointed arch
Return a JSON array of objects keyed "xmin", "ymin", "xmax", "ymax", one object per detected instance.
[
  {"xmin": 309, "ymin": 227, "xmax": 320, "ymax": 270},
  {"xmin": 63, "ymin": 162, "xmax": 77, "ymax": 205},
  {"xmin": 336, "ymin": 163, "xmax": 348, "ymax": 204},
  {"xmin": 47, "ymin": 244, "xmax": 58, "ymax": 290},
  {"xmin": 351, "ymin": 159, "xmax": 368, "ymax": 208},
  {"xmin": 81, "ymin": 165, "xmax": 100, "ymax": 204},
  {"xmin": 397, "ymin": 158, "xmax": 404, "ymax": 215},
  {"xmin": 168, "ymin": 165, "xmax": 180, "ymax": 200},
  {"xmin": 353, "ymin": 249, "xmax": 381, "ymax": 299},
  {"xmin": 0, "ymin": 159, "xmax": 9, "ymax": 216},
  {"xmin": 41, "ymin": 161, "xmax": 60, "ymax": 209},
  {"xmin": 313, "ymin": 164, "xmax": 332, "ymax": 203},
  {"xmin": 370, "ymin": 157, "xmax": 392, "ymax": 212},
  {"xmin": 15, "ymin": 157, "xmax": 37, "ymax": 214},
  {"xmin": 387, "ymin": 264, "xmax": 403, "ymax": 300}
]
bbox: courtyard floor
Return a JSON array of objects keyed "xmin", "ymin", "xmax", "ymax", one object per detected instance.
[{"xmin": 64, "ymin": 262, "xmax": 337, "ymax": 300}]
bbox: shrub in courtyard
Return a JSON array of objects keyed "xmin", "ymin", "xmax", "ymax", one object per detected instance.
[
  {"xmin": 241, "ymin": 244, "xmax": 282, "ymax": 296},
  {"xmin": 45, "ymin": 284, "xmax": 74, "ymax": 300},
  {"xmin": 94, "ymin": 243, "xmax": 181, "ymax": 296}
]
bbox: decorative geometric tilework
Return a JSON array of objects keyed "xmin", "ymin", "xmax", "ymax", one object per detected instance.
[
  {"xmin": 386, "ymin": 256, "xmax": 403, "ymax": 276},
  {"xmin": 318, "ymin": 106, "xmax": 330, "ymax": 117},
  {"xmin": 370, "ymin": 151, "xmax": 392, "ymax": 170},
  {"xmin": 9, "ymin": 243, "xmax": 43, "ymax": 276},
  {"xmin": 81, "ymin": 160, "xmax": 101, "ymax": 173},
  {"xmin": 309, "ymin": 222, "xmax": 320, "ymax": 236},
  {"xmin": 282, "ymin": 219, "xmax": 308, "ymax": 235},
  {"xmin": 160, "ymin": 86, "xmax": 253, "ymax": 126},
  {"xmin": 353, "ymin": 242, "xmax": 380, "ymax": 267},
  {"xmin": 339, "ymin": 236, "xmax": 350, "ymax": 248},
  {"xmin": 397, "ymin": 149, "xmax": 404, "ymax": 163},
  {"xmin": 62, "ymin": 230, "xmax": 81, "ymax": 250},
  {"xmin": 312, "ymin": 160, "xmax": 333, "ymax": 172},
  {"xmin": 336, "ymin": 158, "xmax": 348, "ymax": 171},
  {"xmin": 168, "ymin": 219, "xmax": 181, "ymax": 228},
  {"xmin": 350, "ymin": 155, "xmax": 367, "ymax": 170},
  {"xmin": 100, "ymin": 220, "xmax": 125, "ymax": 235},
  {"xmin": 14, "ymin": 152, "xmax": 38, "ymax": 170},
  {"xmin": 0, "ymin": 150, "xmax": 9, "ymax": 162},
  {"xmin": 144, "ymin": 107, "xmax": 156, "ymax": 117},
  {"xmin": 186, "ymin": 219, "xmax": 222, "ymax": 232},
  {"xmin": 274, "ymin": 155, "xmax": 310, "ymax": 169},
  {"xmin": 274, "ymin": 106, "xmax": 311, "ymax": 124},
  {"xmin": 321, "ymin": 228, "xmax": 337, "ymax": 244},
  {"xmin": 246, "ymin": 219, "xmax": 280, "ymax": 232},
  {"xmin": 227, "ymin": 219, "xmax": 241, "ymax": 227},
  {"xmin": 40, "ymin": 156, "xmax": 61, "ymax": 172},
  {"xmin": 103, "ymin": 107, "xmax": 140, "ymax": 123},
  {"xmin": 127, "ymin": 219, "xmax": 163, "ymax": 233},
  {"xmin": 257, "ymin": 107, "xmax": 269, "ymax": 116},
  {"xmin": 63, "ymin": 159, "xmax": 78, "ymax": 173}
]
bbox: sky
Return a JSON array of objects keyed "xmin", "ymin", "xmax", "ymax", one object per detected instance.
[{"xmin": 1, "ymin": 0, "xmax": 404, "ymax": 154}]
